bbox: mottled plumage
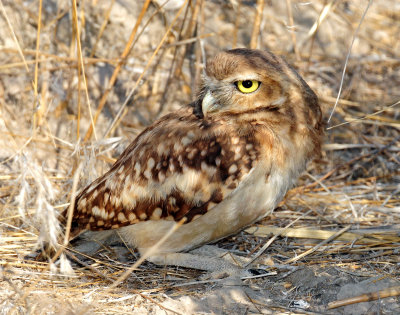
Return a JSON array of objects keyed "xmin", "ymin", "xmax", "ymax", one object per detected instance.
[{"xmin": 66, "ymin": 48, "xmax": 323, "ymax": 265}]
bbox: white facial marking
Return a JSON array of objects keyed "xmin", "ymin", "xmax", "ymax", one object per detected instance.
[{"xmin": 202, "ymin": 90, "xmax": 218, "ymax": 114}]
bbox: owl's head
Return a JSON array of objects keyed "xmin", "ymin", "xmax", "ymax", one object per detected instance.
[{"xmin": 197, "ymin": 48, "xmax": 321, "ymax": 130}]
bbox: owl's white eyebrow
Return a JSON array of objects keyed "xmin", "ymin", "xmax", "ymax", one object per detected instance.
[{"xmin": 226, "ymin": 74, "xmax": 262, "ymax": 82}]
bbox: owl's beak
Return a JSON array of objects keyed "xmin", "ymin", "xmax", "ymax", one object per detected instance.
[{"xmin": 201, "ymin": 90, "xmax": 219, "ymax": 115}]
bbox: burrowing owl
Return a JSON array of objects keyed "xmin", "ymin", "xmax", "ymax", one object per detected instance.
[{"xmin": 65, "ymin": 48, "xmax": 323, "ymax": 271}]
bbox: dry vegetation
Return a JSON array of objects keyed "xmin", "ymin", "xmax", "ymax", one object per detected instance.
[{"xmin": 0, "ymin": 0, "xmax": 399, "ymax": 314}]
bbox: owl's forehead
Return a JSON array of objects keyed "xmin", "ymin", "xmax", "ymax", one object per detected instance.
[{"xmin": 205, "ymin": 49, "xmax": 282, "ymax": 81}]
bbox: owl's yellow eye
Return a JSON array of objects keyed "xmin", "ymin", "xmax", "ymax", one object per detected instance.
[{"xmin": 235, "ymin": 80, "xmax": 260, "ymax": 93}]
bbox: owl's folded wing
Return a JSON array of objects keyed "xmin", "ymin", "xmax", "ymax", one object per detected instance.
[{"xmin": 67, "ymin": 108, "xmax": 260, "ymax": 236}]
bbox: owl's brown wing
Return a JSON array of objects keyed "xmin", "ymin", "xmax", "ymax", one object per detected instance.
[{"xmin": 68, "ymin": 107, "xmax": 260, "ymax": 236}]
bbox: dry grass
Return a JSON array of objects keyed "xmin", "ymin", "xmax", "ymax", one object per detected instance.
[{"xmin": 0, "ymin": 0, "xmax": 399, "ymax": 314}]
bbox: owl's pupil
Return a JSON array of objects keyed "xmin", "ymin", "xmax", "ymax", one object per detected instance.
[{"xmin": 242, "ymin": 80, "xmax": 253, "ymax": 88}]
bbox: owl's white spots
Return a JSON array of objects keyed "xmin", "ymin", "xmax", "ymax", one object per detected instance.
[
  {"xmin": 234, "ymin": 147, "xmax": 242, "ymax": 160},
  {"xmin": 216, "ymin": 157, "xmax": 221, "ymax": 166},
  {"xmin": 181, "ymin": 136, "xmax": 192, "ymax": 146},
  {"xmin": 128, "ymin": 212, "xmax": 137, "ymax": 221},
  {"xmin": 92, "ymin": 206, "xmax": 107, "ymax": 220},
  {"xmin": 187, "ymin": 148, "xmax": 197, "ymax": 159},
  {"xmin": 106, "ymin": 177, "xmax": 117, "ymax": 191},
  {"xmin": 246, "ymin": 144, "xmax": 253, "ymax": 150},
  {"xmin": 175, "ymin": 170, "xmax": 199, "ymax": 192},
  {"xmin": 144, "ymin": 158, "xmax": 155, "ymax": 179},
  {"xmin": 143, "ymin": 170, "xmax": 151, "ymax": 179},
  {"xmin": 229, "ymin": 164, "xmax": 238, "ymax": 174},
  {"xmin": 168, "ymin": 197, "xmax": 176, "ymax": 206},
  {"xmin": 173, "ymin": 142, "xmax": 182, "ymax": 151},
  {"xmin": 139, "ymin": 212, "xmax": 147, "ymax": 220},
  {"xmin": 109, "ymin": 211, "xmax": 115, "ymax": 219},
  {"xmin": 79, "ymin": 198, "xmax": 87, "ymax": 209},
  {"xmin": 121, "ymin": 188, "xmax": 136, "ymax": 208},
  {"xmin": 134, "ymin": 162, "xmax": 141, "ymax": 174},
  {"xmin": 110, "ymin": 195, "xmax": 119, "ymax": 207},
  {"xmin": 118, "ymin": 212, "xmax": 127, "ymax": 223},
  {"xmin": 91, "ymin": 189, "xmax": 99, "ymax": 200},
  {"xmin": 147, "ymin": 158, "xmax": 155, "ymax": 169},
  {"xmin": 124, "ymin": 175, "xmax": 131, "ymax": 188},
  {"xmin": 129, "ymin": 184, "xmax": 149, "ymax": 200},
  {"xmin": 231, "ymin": 137, "xmax": 239, "ymax": 145},
  {"xmin": 92, "ymin": 206, "xmax": 101, "ymax": 217},
  {"xmin": 200, "ymin": 150, "xmax": 207, "ymax": 156},
  {"xmin": 157, "ymin": 143, "xmax": 166, "ymax": 155},
  {"xmin": 151, "ymin": 207, "xmax": 162, "ymax": 220}
]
